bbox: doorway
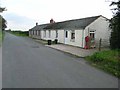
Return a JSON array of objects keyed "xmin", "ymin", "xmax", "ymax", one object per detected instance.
[{"xmin": 90, "ymin": 31, "xmax": 95, "ymax": 48}]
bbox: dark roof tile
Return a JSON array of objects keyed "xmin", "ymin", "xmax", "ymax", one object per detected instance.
[
  {"xmin": 44, "ymin": 15, "xmax": 100, "ymax": 29},
  {"xmin": 30, "ymin": 15, "xmax": 101, "ymax": 31},
  {"xmin": 30, "ymin": 24, "xmax": 49, "ymax": 31}
]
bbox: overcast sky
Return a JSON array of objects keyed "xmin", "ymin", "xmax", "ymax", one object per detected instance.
[{"xmin": 1, "ymin": 0, "xmax": 113, "ymax": 31}]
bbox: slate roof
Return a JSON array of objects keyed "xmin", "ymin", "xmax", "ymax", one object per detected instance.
[
  {"xmin": 30, "ymin": 15, "xmax": 101, "ymax": 31},
  {"xmin": 29, "ymin": 24, "xmax": 49, "ymax": 31},
  {"xmin": 44, "ymin": 15, "xmax": 101, "ymax": 30}
]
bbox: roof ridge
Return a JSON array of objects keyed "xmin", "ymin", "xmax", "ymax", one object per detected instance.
[
  {"xmin": 55, "ymin": 15, "xmax": 101, "ymax": 24},
  {"xmin": 30, "ymin": 15, "xmax": 104, "ymax": 30}
]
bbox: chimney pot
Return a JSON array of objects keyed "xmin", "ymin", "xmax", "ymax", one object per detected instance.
[
  {"xmin": 50, "ymin": 18, "xmax": 55, "ymax": 24},
  {"xmin": 36, "ymin": 22, "xmax": 38, "ymax": 26}
]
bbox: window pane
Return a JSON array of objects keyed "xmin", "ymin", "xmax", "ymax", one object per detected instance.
[
  {"xmin": 71, "ymin": 31, "xmax": 75, "ymax": 39},
  {"xmin": 65, "ymin": 31, "xmax": 68, "ymax": 38}
]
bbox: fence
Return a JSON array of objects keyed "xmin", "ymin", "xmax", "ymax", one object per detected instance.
[{"xmin": 95, "ymin": 38, "xmax": 110, "ymax": 51}]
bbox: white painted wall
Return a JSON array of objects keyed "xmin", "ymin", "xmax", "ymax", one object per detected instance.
[
  {"xmin": 46, "ymin": 30, "xmax": 49, "ymax": 39},
  {"xmin": 50, "ymin": 30, "xmax": 56, "ymax": 41},
  {"xmin": 85, "ymin": 16, "xmax": 110, "ymax": 47},
  {"xmin": 41, "ymin": 30, "xmax": 57, "ymax": 41},
  {"xmin": 41, "ymin": 30, "xmax": 44, "ymax": 39},
  {"xmin": 29, "ymin": 16, "xmax": 110, "ymax": 48},
  {"xmin": 29, "ymin": 31, "xmax": 31, "ymax": 37},
  {"xmin": 57, "ymin": 30, "xmax": 65, "ymax": 43},
  {"xmin": 41, "ymin": 30, "xmax": 47, "ymax": 40},
  {"xmin": 35, "ymin": 29, "xmax": 84, "ymax": 48},
  {"xmin": 30, "ymin": 30, "xmax": 41, "ymax": 39},
  {"xmin": 76, "ymin": 30, "xmax": 84, "ymax": 48},
  {"xmin": 64, "ymin": 30, "xmax": 83, "ymax": 47}
]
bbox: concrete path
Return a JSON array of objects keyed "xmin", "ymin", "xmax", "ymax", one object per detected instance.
[
  {"xmin": 2, "ymin": 33, "xmax": 118, "ymax": 88},
  {"xmin": 46, "ymin": 44, "xmax": 97, "ymax": 57}
]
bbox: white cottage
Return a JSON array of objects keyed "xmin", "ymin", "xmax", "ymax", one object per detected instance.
[{"xmin": 29, "ymin": 15, "xmax": 110, "ymax": 48}]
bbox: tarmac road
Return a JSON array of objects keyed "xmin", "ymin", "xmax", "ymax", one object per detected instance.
[{"xmin": 2, "ymin": 33, "xmax": 118, "ymax": 88}]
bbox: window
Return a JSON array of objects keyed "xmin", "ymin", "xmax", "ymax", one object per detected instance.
[
  {"xmin": 49, "ymin": 30, "xmax": 51, "ymax": 38},
  {"xmin": 36, "ymin": 30, "xmax": 37, "ymax": 35},
  {"xmin": 36, "ymin": 30, "xmax": 38, "ymax": 35},
  {"xmin": 38, "ymin": 30, "xmax": 40, "ymax": 36},
  {"xmin": 89, "ymin": 31, "xmax": 95, "ymax": 48},
  {"xmin": 65, "ymin": 31, "xmax": 68, "ymax": 38},
  {"xmin": 71, "ymin": 30, "xmax": 75, "ymax": 40},
  {"xmin": 56, "ymin": 30, "xmax": 58, "ymax": 38},
  {"xmin": 30, "ymin": 31, "xmax": 31, "ymax": 35},
  {"xmin": 90, "ymin": 33, "xmax": 95, "ymax": 39},
  {"xmin": 32, "ymin": 31, "xmax": 34, "ymax": 35},
  {"xmin": 90, "ymin": 31, "xmax": 95, "ymax": 40}
]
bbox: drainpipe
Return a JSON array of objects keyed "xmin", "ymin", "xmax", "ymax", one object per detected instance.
[
  {"xmin": 88, "ymin": 28, "xmax": 90, "ymax": 36},
  {"xmin": 64, "ymin": 30, "xmax": 65, "ymax": 44},
  {"xmin": 82, "ymin": 29, "xmax": 84, "ymax": 48}
]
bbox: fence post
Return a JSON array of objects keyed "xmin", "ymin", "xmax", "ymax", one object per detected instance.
[{"xmin": 99, "ymin": 38, "xmax": 102, "ymax": 51}]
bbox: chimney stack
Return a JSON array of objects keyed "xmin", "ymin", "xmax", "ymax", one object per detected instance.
[
  {"xmin": 36, "ymin": 22, "xmax": 38, "ymax": 26},
  {"xmin": 50, "ymin": 18, "xmax": 55, "ymax": 24}
]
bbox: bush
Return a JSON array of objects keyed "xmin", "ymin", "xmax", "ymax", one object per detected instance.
[{"xmin": 109, "ymin": 1, "xmax": 120, "ymax": 49}]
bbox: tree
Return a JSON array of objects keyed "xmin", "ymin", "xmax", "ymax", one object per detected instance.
[
  {"xmin": 0, "ymin": 15, "xmax": 7, "ymax": 30},
  {"xmin": 0, "ymin": 7, "xmax": 7, "ymax": 30},
  {"xmin": 2, "ymin": 17, "xmax": 7, "ymax": 30},
  {"xmin": 0, "ymin": 7, "xmax": 6, "ymax": 12},
  {"xmin": 0, "ymin": 7, "xmax": 7, "ymax": 31},
  {"xmin": 110, "ymin": 0, "xmax": 120, "ymax": 49}
]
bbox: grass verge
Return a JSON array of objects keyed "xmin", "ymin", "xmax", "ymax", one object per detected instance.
[
  {"xmin": 0, "ymin": 31, "xmax": 4, "ymax": 46},
  {"xmin": 0, "ymin": 31, "xmax": 2, "ymax": 45},
  {"xmin": 85, "ymin": 50, "xmax": 120, "ymax": 78}
]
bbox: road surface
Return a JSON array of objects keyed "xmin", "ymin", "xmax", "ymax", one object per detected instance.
[{"xmin": 2, "ymin": 33, "xmax": 118, "ymax": 88}]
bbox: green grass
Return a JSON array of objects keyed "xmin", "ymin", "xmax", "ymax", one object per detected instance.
[
  {"xmin": 0, "ymin": 31, "xmax": 2, "ymax": 39},
  {"xmin": 0, "ymin": 30, "xmax": 5, "ymax": 46},
  {"xmin": 10, "ymin": 31, "xmax": 29, "ymax": 37},
  {"xmin": 0, "ymin": 31, "xmax": 2, "ymax": 45},
  {"xmin": 86, "ymin": 50, "xmax": 120, "ymax": 78}
]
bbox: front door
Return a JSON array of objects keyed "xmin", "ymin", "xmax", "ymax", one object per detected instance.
[{"xmin": 90, "ymin": 31, "xmax": 95, "ymax": 48}]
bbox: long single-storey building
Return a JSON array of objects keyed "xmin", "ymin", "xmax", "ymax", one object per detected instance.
[{"xmin": 29, "ymin": 15, "xmax": 110, "ymax": 48}]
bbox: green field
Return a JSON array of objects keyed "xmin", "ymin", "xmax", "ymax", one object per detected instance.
[
  {"xmin": 86, "ymin": 50, "xmax": 120, "ymax": 78},
  {"xmin": 10, "ymin": 31, "xmax": 29, "ymax": 37}
]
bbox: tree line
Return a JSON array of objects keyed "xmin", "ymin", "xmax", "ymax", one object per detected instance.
[
  {"xmin": 0, "ymin": 7, "xmax": 7, "ymax": 30},
  {"xmin": 110, "ymin": 0, "xmax": 120, "ymax": 49}
]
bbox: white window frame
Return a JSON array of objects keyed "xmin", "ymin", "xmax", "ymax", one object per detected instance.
[
  {"xmin": 71, "ymin": 30, "xmax": 75, "ymax": 42},
  {"xmin": 89, "ymin": 31, "xmax": 95, "ymax": 40}
]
